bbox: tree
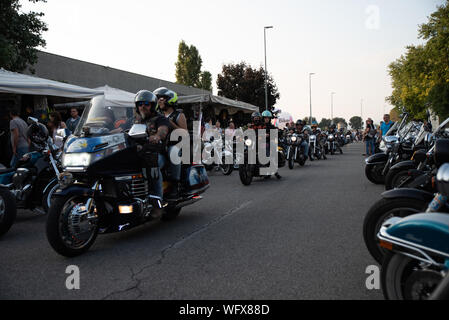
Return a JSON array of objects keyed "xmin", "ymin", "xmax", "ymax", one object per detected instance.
[
  {"xmin": 216, "ymin": 62, "xmax": 280, "ymax": 112},
  {"xmin": 387, "ymin": 1, "xmax": 449, "ymax": 120},
  {"xmin": 332, "ymin": 117, "xmax": 347, "ymax": 127},
  {"xmin": 318, "ymin": 118, "xmax": 332, "ymax": 130},
  {"xmin": 302, "ymin": 117, "xmax": 317, "ymax": 125},
  {"xmin": 349, "ymin": 116, "xmax": 363, "ymax": 130},
  {"xmin": 199, "ymin": 71, "xmax": 212, "ymax": 92},
  {"xmin": 175, "ymin": 40, "xmax": 202, "ymax": 87},
  {"xmin": 0, "ymin": 0, "xmax": 48, "ymax": 73}
]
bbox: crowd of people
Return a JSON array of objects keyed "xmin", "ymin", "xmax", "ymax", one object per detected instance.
[{"xmin": 0, "ymin": 107, "xmax": 81, "ymax": 168}]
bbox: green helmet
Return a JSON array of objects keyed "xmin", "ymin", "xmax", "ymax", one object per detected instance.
[
  {"xmin": 262, "ymin": 110, "xmax": 273, "ymax": 118},
  {"xmin": 153, "ymin": 87, "xmax": 178, "ymax": 105}
]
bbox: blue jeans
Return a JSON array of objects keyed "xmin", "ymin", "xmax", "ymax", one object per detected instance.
[
  {"xmin": 167, "ymin": 145, "xmax": 182, "ymax": 182},
  {"xmin": 149, "ymin": 154, "xmax": 166, "ymax": 200},
  {"xmin": 365, "ymin": 139, "xmax": 375, "ymax": 155},
  {"xmin": 10, "ymin": 146, "xmax": 29, "ymax": 168},
  {"xmin": 301, "ymin": 141, "xmax": 309, "ymax": 158}
]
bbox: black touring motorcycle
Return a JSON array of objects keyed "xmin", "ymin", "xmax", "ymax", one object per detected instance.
[{"xmin": 46, "ymin": 97, "xmax": 209, "ymax": 257}]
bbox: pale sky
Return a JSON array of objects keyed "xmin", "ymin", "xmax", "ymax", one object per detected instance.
[{"xmin": 21, "ymin": 0, "xmax": 444, "ymax": 124}]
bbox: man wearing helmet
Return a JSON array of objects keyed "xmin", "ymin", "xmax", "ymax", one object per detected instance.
[
  {"xmin": 153, "ymin": 87, "xmax": 187, "ymax": 201},
  {"xmin": 259, "ymin": 110, "xmax": 282, "ymax": 179},
  {"xmin": 310, "ymin": 122, "xmax": 327, "ymax": 160},
  {"xmin": 135, "ymin": 90, "xmax": 170, "ymax": 218},
  {"xmin": 294, "ymin": 120, "xmax": 309, "ymax": 161}
]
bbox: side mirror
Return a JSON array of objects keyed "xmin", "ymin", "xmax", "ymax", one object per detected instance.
[
  {"xmin": 56, "ymin": 128, "xmax": 68, "ymax": 139},
  {"xmin": 128, "ymin": 124, "xmax": 148, "ymax": 139}
]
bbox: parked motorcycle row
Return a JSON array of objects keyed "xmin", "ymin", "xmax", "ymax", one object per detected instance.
[{"xmin": 363, "ymin": 113, "xmax": 449, "ymax": 300}]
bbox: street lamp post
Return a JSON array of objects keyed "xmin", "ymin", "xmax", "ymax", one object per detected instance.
[
  {"xmin": 331, "ymin": 92, "xmax": 336, "ymax": 124},
  {"xmin": 264, "ymin": 26, "xmax": 273, "ymax": 111},
  {"xmin": 309, "ymin": 73, "xmax": 315, "ymax": 125}
]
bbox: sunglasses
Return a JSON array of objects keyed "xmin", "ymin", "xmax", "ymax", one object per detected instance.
[{"xmin": 136, "ymin": 101, "xmax": 151, "ymax": 107}]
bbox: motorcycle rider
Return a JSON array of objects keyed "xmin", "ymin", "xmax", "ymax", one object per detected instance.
[
  {"xmin": 261, "ymin": 110, "xmax": 281, "ymax": 179},
  {"xmin": 135, "ymin": 90, "xmax": 170, "ymax": 219},
  {"xmin": 310, "ymin": 122, "xmax": 327, "ymax": 160},
  {"xmin": 153, "ymin": 87, "xmax": 187, "ymax": 201},
  {"xmin": 294, "ymin": 120, "xmax": 309, "ymax": 161}
]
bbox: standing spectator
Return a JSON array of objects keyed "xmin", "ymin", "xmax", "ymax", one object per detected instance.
[
  {"xmin": 204, "ymin": 117, "xmax": 213, "ymax": 130},
  {"xmin": 364, "ymin": 118, "xmax": 377, "ymax": 156},
  {"xmin": 49, "ymin": 111, "xmax": 67, "ymax": 149},
  {"xmin": 9, "ymin": 110, "xmax": 29, "ymax": 168},
  {"xmin": 225, "ymin": 121, "xmax": 236, "ymax": 139},
  {"xmin": 66, "ymin": 107, "xmax": 81, "ymax": 133},
  {"xmin": 379, "ymin": 114, "xmax": 395, "ymax": 138},
  {"xmin": 214, "ymin": 120, "xmax": 223, "ymax": 134}
]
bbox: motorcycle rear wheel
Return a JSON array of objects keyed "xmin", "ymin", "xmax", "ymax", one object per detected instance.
[
  {"xmin": 0, "ymin": 188, "xmax": 16, "ymax": 238},
  {"xmin": 363, "ymin": 197, "xmax": 427, "ymax": 264},
  {"xmin": 381, "ymin": 252, "xmax": 443, "ymax": 300},
  {"xmin": 161, "ymin": 207, "xmax": 182, "ymax": 222},
  {"xmin": 46, "ymin": 196, "xmax": 99, "ymax": 257}
]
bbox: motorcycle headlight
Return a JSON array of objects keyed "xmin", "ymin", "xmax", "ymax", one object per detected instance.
[
  {"xmin": 63, "ymin": 153, "xmax": 92, "ymax": 167},
  {"xmin": 291, "ymin": 136, "xmax": 297, "ymax": 142},
  {"xmin": 329, "ymin": 135, "xmax": 334, "ymax": 140},
  {"xmin": 245, "ymin": 139, "xmax": 253, "ymax": 147}
]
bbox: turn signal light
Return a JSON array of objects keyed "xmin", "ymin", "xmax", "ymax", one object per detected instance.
[
  {"xmin": 119, "ymin": 205, "xmax": 133, "ymax": 214},
  {"xmin": 379, "ymin": 240, "xmax": 393, "ymax": 251}
]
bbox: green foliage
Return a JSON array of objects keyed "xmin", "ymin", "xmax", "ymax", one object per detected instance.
[
  {"xmin": 216, "ymin": 62, "xmax": 280, "ymax": 112},
  {"xmin": 175, "ymin": 40, "xmax": 212, "ymax": 91},
  {"xmin": 0, "ymin": 0, "xmax": 48, "ymax": 73},
  {"xmin": 199, "ymin": 71, "xmax": 212, "ymax": 91},
  {"xmin": 318, "ymin": 118, "xmax": 332, "ymax": 130},
  {"xmin": 387, "ymin": 1, "xmax": 449, "ymax": 120},
  {"xmin": 349, "ymin": 116, "xmax": 363, "ymax": 130},
  {"xmin": 332, "ymin": 117, "xmax": 347, "ymax": 127}
]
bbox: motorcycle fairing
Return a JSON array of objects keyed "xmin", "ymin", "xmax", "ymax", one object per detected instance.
[
  {"xmin": 381, "ymin": 188, "xmax": 435, "ymax": 202},
  {"xmin": 65, "ymin": 134, "xmax": 127, "ymax": 154},
  {"xmin": 365, "ymin": 153, "xmax": 387, "ymax": 165},
  {"xmin": 380, "ymin": 213, "xmax": 449, "ymax": 259}
]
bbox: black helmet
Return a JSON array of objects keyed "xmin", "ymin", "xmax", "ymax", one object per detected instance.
[
  {"xmin": 27, "ymin": 122, "xmax": 48, "ymax": 150},
  {"xmin": 153, "ymin": 87, "xmax": 178, "ymax": 105},
  {"xmin": 330, "ymin": 124, "xmax": 336, "ymax": 130},
  {"xmin": 135, "ymin": 90, "xmax": 158, "ymax": 114},
  {"xmin": 296, "ymin": 120, "xmax": 303, "ymax": 126}
]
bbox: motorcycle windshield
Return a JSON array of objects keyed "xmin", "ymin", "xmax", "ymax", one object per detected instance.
[
  {"xmin": 435, "ymin": 117, "xmax": 449, "ymax": 134},
  {"xmin": 74, "ymin": 96, "xmax": 136, "ymax": 137}
]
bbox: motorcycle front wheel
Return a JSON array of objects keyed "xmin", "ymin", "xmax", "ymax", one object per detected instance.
[
  {"xmin": 385, "ymin": 169, "xmax": 413, "ymax": 191},
  {"xmin": 46, "ymin": 195, "xmax": 99, "ymax": 257},
  {"xmin": 363, "ymin": 197, "xmax": 427, "ymax": 264},
  {"xmin": 220, "ymin": 164, "xmax": 233, "ymax": 176},
  {"xmin": 381, "ymin": 252, "xmax": 443, "ymax": 300},
  {"xmin": 42, "ymin": 179, "xmax": 60, "ymax": 213},
  {"xmin": 365, "ymin": 163, "xmax": 386, "ymax": 184},
  {"xmin": 239, "ymin": 164, "xmax": 253, "ymax": 186},
  {"xmin": 0, "ymin": 188, "xmax": 16, "ymax": 238}
]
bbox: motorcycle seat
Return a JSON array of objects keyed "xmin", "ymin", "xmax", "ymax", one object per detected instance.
[{"xmin": 0, "ymin": 168, "xmax": 15, "ymax": 174}]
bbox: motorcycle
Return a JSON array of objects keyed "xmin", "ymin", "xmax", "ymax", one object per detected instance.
[
  {"xmin": 385, "ymin": 117, "xmax": 449, "ymax": 190},
  {"xmin": 378, "ymin": 162, "xmax": 449, "ymax": 300},
  {"xmin": 363, "ymin": 138, "xmax": 449, "ymax": 264},
  {"xmin": 365, "ymin": 113, "xmax": 420, "ymax": 185},
  {"xmin": 326, "ymin": 132, "xmax": 342, "ymax": 155},
  {"xmin": 202, "ymin": 133, "xmax": 234, "ymax": 176},
  {"xmin": 239, "ymin": 131, "xmax": 286, "ymax": 185},
  {"xmin": 286, "ymin": 132, "xmax": 306, "ymax": 169},
  {"xmin": 0, "ymin": 117, "xmax": 62, "ymax": 238},
  {"xmin": 308, "ymin": 133, "xmax": 323, "ymax": 161},
  {"xmin": 45, "ymin": 96, "xmax": 210, "ymax": 257}
]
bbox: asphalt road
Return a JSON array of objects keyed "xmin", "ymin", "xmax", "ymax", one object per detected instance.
[{"xmin": 0, "ymin": 142, "xmax": 385, "ymax": 300}]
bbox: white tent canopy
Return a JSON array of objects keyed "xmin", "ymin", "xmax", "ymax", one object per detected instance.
[
  {"xmin": 93, "ymin": 85, "xmax": 135, "ymax": 107},
  {"xmin": 178, "ymin": 93, "xmax": 259, "ymax": 114},
  {"xmin": 0, "ymin": 68, "xmax": 103, "ymax": 99}
]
